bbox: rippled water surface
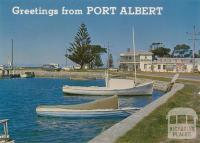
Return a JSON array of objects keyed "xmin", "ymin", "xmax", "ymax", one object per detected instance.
[{"xmin": 0, "ymin": 78, "xmax": 164, "ymax": 143}]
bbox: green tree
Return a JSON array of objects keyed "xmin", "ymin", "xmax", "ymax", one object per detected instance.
[
  {"xmin": 172, "ymin": 44, "xmax": 191, "ymax": 58},
  {"xmin": 93, "ymin": 55, "xmax": 103, "ymax": 68},
  {"xmin": 89, "ymin": 45, "xmax": 106, "ymax": 68},
  {"xmin": 173, "ymin": 44, "xmax": 190, "ymax": 50},
  {"xmin": 150, "ymin": 43, "xmax": 171, "ymax": 58},
  {"xmin": 150, "ymin": 47, "xmax": 171, "ymax": 58},
  {"xmin": 66, "ymin": 23, "xmax": 106, "ymax": 69},
  {"xmin": 108, "ymin": 53, "xmax": 114, "ymax": 68}
]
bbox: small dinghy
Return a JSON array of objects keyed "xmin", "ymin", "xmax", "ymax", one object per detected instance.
[{"xmin": 36, "ymin": 95, "xmax": 140, "ymax": 118}]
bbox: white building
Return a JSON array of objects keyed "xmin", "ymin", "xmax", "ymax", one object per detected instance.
[
  {"xmin": 119, "ymin": 51, "xmax": 153, "ymax": 72},
  {"xmin": 119, "ymin": 51, "xmax": 200, "ymax": 73},
  {"xmin": 153, "ymin": 58, "xmax": 195, "ymax": 72}
]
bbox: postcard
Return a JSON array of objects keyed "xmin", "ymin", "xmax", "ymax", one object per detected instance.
[{"xmin": 0, "ymin": 0, "xmax": 199, "ymax": 143}]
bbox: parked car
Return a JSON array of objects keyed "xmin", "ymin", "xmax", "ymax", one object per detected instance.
[
  {"xmin": 42, "ymin": 63, "xmax": 61, "ymax": 71},
  {"xmin": 0, "ymin": 65, "xmax": 5, "ymax": 70}
]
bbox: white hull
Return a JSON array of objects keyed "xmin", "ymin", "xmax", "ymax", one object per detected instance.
[
  {"xmin": 20, "ymin": 74, "xmax": 29, "ymax": 78},
  {"xmin": 20, "ymin": 73, "xmax": 35, "ymax": 78},
  {"xmin": 62, "ymin": 81, "xmax": 153, "ymax": 96},
  {"xmin": 36, "ymin": 107, "xmax": 139, "ymax": 118},
  {"xmin": 36, "ymin": 95, "xmax": 140, "ymax": 118}
]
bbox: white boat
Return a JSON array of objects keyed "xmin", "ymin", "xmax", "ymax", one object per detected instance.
[
  {"xmin": 62, "ymin": 27, "xmax": 153, "ymax": 96},
  {"xmin": 20, "ymin": 72, "xmax": 35, "ymax": 78},
  {"xmin": 36, "ymin": 107, "xmax": 139, "ymax": 118},
  {"xmin": 63, "ymin": 78, "xmax": 153, "ymax": 96},
  {"xmin": 36, "ymin": 95, "xmax": 140, "ymax": 118}
]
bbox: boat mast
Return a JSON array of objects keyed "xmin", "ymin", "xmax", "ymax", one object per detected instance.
[
  {"xmin": 132, "ymin": 27, "xmax": 137, "ymax": 85},
  {"xmin": 11, "ymin": 39, "xmax": 14, "ymax": 74},
  {"xmin": 106, "ymin": 42, "xmax": 110, "ymax": 88}
]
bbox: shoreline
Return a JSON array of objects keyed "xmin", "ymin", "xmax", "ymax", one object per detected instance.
[
  {"xmin": 14, "ymin": 69, "xmax": 105, "ymax": 79},
  {"xmin": 1, "ymin": 69, "xmax": 170, "ymax": 91}
]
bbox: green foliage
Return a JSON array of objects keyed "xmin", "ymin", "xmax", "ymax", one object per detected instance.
[
  {"xmin": 151, "ymin": 47, "xmax": 171, "ymax": 58},
  {"xmin": 66, "ymin": 23, "xmax": 106, "ymax": 69},
  {"xmin": 172, "ymin": 44, "xmax": 191, "ymax": 58},
  {"xmin": 150, "ymin": 42, "xmax": 171, "ymax": 58},
  {"xmin": 174, "ymin": 44, "xmax": 190, "ymax": 50},
  {"xmin": 93, "ymin": 55, "xmax": 103, "ymax": 68},
  {"xmin": 89, "ymin": 45, "xmax": 106, "ymax": 68}
]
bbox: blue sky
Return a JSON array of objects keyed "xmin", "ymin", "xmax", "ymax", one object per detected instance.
[{"xmin": 0, "ymin": 0, "xmax": 200, "ymax": 67}]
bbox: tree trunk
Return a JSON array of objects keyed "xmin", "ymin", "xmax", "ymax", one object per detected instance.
[{"xmin": 80, "ymin": 64, "xmax": 84, "ymax": 69}]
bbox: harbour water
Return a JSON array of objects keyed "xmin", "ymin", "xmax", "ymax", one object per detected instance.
[{"xmin": 0, "ymin": 78, "xmax": 164, "ymax": 143}]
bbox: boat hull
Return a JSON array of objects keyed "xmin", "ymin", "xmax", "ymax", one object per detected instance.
[
  {"xmin": 37, "ymin": 110, "xmax": 129, "ymax": 118},
  {"xmin": 62, "ymin": 82, "xmax": 153, "ymax": 96},
  {"xmin": 36, "ymin": 108, "xmax": 138, "ymax": 118},
  {"xmin": 20, "ymin": 72, "xmax": 35, "ymax": 78},
  {"xmin": 36, "ymin": 95, "xmax": 140, "ymax": 118}
]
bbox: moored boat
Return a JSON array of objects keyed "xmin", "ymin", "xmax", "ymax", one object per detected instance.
[
  {"xmin": 20, "ymin": 72, "xmax": 35, "ymax": 78},
  {"xmin": 63, "ymin": 78, "xmax": 153, "ymax": 96},
  {"xmin": 36, "ymin": 95, "xmax": 140, "ymax": 118}
]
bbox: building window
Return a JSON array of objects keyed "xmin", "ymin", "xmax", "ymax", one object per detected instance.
[
  {"xmin": 144, "ymin": 64, "xmax": 147, "ymax": 69},
  {"xmin": 158, "ymin": 65, "xmax": 161, "ymax": 69},
  {"xmin": 163, "ymin": 65, "xmax": 166, "ymax": 70}
]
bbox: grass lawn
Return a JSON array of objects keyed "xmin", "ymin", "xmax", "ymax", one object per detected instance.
[{"xmin": 117, "ymin": 76, "xmax": 200, "ymax": 143}]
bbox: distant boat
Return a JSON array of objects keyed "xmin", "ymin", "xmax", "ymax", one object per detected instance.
[
  {"xmin": 36, "ymin": 95, "xmax": 140, "ymax": 118},
  {"xmin": 20, "ymin": 72, "xmax": 35, "ymax": 78},
  {"xmin": 62, "ymin": 27, "xmax": 153, "ymax": 96}
]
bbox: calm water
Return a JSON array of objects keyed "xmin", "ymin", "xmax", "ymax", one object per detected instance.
[{"xmin": 0, "ymin": 78, "xmax": 164, "ymax": 143}]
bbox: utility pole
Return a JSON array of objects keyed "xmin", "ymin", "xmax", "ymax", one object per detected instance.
[
  {"xmin": 187, "ymin": 25, "xmax": 200, "ymax": 72},
  {"xmin": 107, "ymin": 42, "xmax": 110, "ymax": 69}
]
